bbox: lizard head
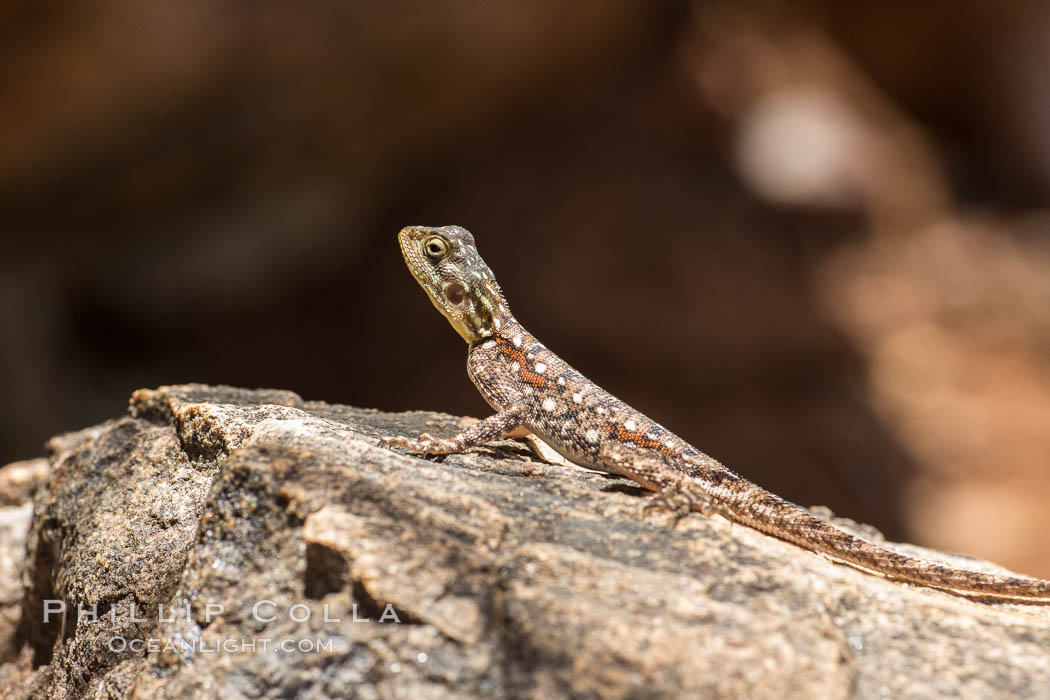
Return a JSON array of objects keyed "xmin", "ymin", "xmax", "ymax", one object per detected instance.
[{"xmin": 398, "ymin": 225, "xmax": 508, "ymax": 343}]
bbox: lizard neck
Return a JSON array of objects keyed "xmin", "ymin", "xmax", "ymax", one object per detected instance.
[{"xmin": 468, "ymin": 278, "xmax": 518, "ymax": 341}]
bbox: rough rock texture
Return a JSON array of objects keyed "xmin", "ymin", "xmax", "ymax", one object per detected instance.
[{"xmin": 1, "ymin": 385, "xmax": 1049, "ymax": 698}]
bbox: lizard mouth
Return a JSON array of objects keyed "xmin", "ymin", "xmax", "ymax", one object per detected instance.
[
  {"xmin": 397, "ymin": 225, "xmax": 458, "ymax": 321},
  {"xmin": 397, "ymin": 227, "xmax": 427, "ymax": 282}
]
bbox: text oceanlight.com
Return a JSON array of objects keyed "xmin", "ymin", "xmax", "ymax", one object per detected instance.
[{"xmin": 108, "ymin": 636, "xmax": 342, "ymax": 654}]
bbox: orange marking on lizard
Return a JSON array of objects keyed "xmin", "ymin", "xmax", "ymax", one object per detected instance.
[
  {"xmin": 494, "ymin": 336, "xmax": 548, "ymax": 387},
  {"xmin": 613, "ymin": 425, "xmax": 676, "ymax": 456}
]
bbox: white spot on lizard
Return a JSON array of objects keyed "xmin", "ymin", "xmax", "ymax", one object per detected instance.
[
  {"xmin": 573, "ymin": 392, "xmax": 583, "ymax": 404},
  {"xmin": 585, "ymin": 429, "xmax": 599, "ymax": 443},
  {"xmin": 534, "ymin": 362, "xmax": 547, "ymax": 374},
  {"xmin": 542, "ymin": 398, "xmax": 556, "ymax": 411}
]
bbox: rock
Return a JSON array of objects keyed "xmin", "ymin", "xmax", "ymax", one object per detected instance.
[
  {"xmin": 2, "ymin": 384, "xmax": 1049, "ymax": 698},
  {"xmin": 0, "ymin": 504, "xmax": 33, "ymax": 665},
  {"xmin": 0, "ymin": 459, "xmax": 46, "ymax": 667},
  {"xmin": 0, "ymin": 459, "xmax": 50, "ymax": 507}
]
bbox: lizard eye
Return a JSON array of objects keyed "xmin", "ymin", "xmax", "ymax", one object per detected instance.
[{"xmin": 423, "ymin": 237, "xmax": 448, "ymax": 260}]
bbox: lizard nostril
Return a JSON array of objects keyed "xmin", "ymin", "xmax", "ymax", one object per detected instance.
[{"xmin": 445, "ymin": 283, "xmax": 465, "ymax": 304}]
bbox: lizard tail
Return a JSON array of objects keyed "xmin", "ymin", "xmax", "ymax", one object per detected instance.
[
  {"xmin": 598, "ymin": 440, "xmax": 1050, "ymax": 600},
  {"xmin": 710, "ymin": 471, "xmax": 1050, "ymax": 600}
]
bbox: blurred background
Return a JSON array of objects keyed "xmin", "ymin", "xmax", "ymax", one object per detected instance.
[{"xmin": 3, "ymin": 1, "xmax": 1050, "ymax": 576}]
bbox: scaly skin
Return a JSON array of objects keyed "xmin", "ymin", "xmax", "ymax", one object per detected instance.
[{"xmin": 383, "ymin": 224, "xmax": 1050, "ymax": 602}]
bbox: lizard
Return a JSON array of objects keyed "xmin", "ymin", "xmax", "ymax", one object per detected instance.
[{"xmin": 382, "ymin": 224, "xmax": 1050, "ymax": 602}]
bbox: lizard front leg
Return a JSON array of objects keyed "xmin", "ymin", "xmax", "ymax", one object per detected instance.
[{"xmin": 382, "ymin": 404, "xmax": 527, "ymax": 455}]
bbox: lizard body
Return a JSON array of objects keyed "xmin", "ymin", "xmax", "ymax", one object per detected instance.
[{"xmin": 384, "ymin": 224, "xmax": 1050, "ymax": 602}]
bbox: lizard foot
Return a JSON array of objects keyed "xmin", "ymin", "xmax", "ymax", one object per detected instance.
[
  {"xmin": 642, "ymin": 484, "xmax": 718, "ymax": 526},
  {"xmin": 379, "ymin": 433, "xmax": 458, "ymax": 455}
]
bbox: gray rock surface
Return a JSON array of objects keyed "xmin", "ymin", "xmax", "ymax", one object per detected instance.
[
  {"xmin": 1, "ymin": 384, "xmax": 1048, "ymax": 698},
  {"xmin": 0, "ymin": 459, "xmax": 49, "ymax": 507},
  {"xmin": 0, "ymin": 458, "xmax": 50, "ymax": 674},
  {"xmin": 0, "ymin": 504, "xmax": 32, "ymax": 666}
]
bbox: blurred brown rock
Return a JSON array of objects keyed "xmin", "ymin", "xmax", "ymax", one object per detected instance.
[
  {"xmin": 687, "ymin": 4, "xmax": 1050, "ymax": 579},
  {"xmin": 0, "ymin": 459, "xmax": 49, "ymax": 507},
  {"xmin": 823, "ymin": 219, "xmax": 1050, "ymax": 578}
]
